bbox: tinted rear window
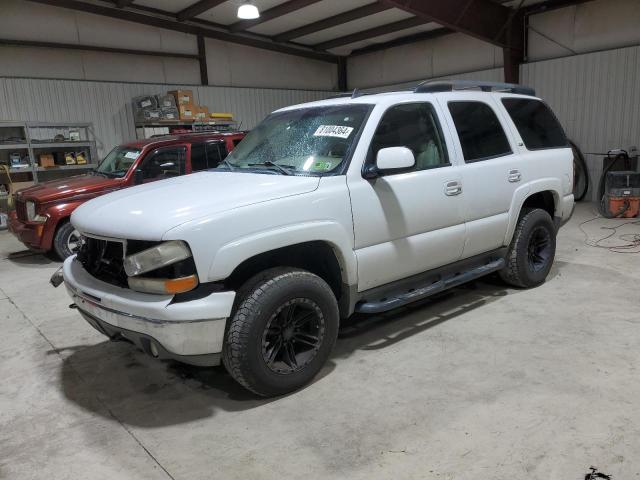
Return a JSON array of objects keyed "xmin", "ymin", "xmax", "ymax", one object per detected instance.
[
  {"xmin": 502, "ymin": 98, "xmax": 567, "ymax": 150},
  {"xmin": 448, "ymin": 101, "xmax": 512, "ymax": 162}
]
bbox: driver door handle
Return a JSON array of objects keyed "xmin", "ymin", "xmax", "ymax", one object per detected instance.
[{"xmin": 444, "ymin": 180, "xmax": 462, "ymax": 196}]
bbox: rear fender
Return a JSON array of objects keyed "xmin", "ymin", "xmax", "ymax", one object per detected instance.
[{"xmin": 504, "ymin": 179, "xmax": 561, "ymax": 245}]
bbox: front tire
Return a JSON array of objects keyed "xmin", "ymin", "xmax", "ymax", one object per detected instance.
[
  {"xmin": 53, "ymin": 220, "xmax": 82, "ymax": 260},
  {"xmin": 500, "ymin": 208, "xmax": 556, "ymax": 288},
  {"xmin": 223, "ymin": 268, "xmax": 339, "ymax": 397}
]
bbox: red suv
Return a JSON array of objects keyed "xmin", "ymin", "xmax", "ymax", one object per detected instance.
[{"xmin": 9, "ymin": 131, "xmax": 245, "ymax": 259}]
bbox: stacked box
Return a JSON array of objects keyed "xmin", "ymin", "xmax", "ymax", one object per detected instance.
[
  {"xmin": 132, "ymin": 95, "xmax": 159, "ymax": 123},
  {"xmin": 157, "ymin": 95, "xmax": 179, "ymax": 120},
  {"xmin": 168, "ymin": 90, "xmax": 193, "ymax": 106}
]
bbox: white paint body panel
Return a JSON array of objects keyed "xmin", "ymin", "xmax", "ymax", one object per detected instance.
[{"xmin": 65, "ymin": 89, "xmax": 574, "ymax": 358}]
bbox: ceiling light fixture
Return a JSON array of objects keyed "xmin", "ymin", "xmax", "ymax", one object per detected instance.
[{"xmin": 237, "ymin": 1, "xmax": 260, "ymax": 20}]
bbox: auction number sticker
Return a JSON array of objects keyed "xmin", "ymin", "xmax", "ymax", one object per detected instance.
[
  {"xmin": 313, "ymin": 125, "xmax": 354, "ymax": 139},
  {"xmin": 124, "ymin": 151, "xmax": 141, "ymax": 160}
]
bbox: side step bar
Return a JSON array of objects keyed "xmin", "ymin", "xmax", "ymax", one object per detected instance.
[{"xmin": 355, "ymin": 258, "xmax": 505, "ymax": 314}]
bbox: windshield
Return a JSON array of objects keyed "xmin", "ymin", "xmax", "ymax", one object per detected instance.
[
  {"xmin": 221, "ymin": 104, "xmax": 370, "ymax": 175},
  {"xmin": 96, "ymin": 146, "xmax": 142, "ymax": 178}
]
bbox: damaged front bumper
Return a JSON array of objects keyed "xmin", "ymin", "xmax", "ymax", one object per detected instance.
[{"xmin": 57, "ymin": 256, "xmax": 236, "ymax": 366}]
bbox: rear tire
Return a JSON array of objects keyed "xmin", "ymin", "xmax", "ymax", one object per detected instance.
[
  {"xmin": 500, "ymin": 208, "xmax": 556, "ymax": 288},
  {"xmin": 53, "ymin": 220, "xmax": 81, "ymax": 260},
  {"xmin": 223, "ymin": 267, "xmax": 339, "ymax": 397}
]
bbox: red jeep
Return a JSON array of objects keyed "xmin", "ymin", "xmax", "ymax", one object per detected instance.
[{"xmin": 9, "ymin": 131, "xmax": 245, "ymax": 259}]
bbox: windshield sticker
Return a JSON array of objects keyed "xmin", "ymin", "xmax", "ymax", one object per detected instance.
[
  {"xmin": 124, "ymin": 151, "xmax": 140, "ymax": 160},
  {"xmin": 312, "ymin": 161, "xmax": 333, "ymax": 171},
  {"xmin": 313, "ymin": 125, "xmax": 354, "ymax": 139}
]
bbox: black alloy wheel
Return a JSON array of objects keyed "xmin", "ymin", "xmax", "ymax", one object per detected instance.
[
  {"xmin": 261, "ymin": 298, "xmax": 325, "ymax": 374},
  {"xmin": 527, "ymin": 226, "xmax": 553, "ymax": 273}
]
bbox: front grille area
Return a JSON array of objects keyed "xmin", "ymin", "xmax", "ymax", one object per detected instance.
[
  {"xmin": 77, "ymin": 237, "xmax": 128, "ymax": 288},
  {"xmin": 78, "ymin": 236, "xmax": 196, "ymax": 289},
  {"xmin": 15, "ymin": 200, "xmax": 27, "ymax": 222}
]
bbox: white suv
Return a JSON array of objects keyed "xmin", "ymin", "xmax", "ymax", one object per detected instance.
[{"xmin": 54, "ymin": 81, "xmax": 574, "ymax": 396}]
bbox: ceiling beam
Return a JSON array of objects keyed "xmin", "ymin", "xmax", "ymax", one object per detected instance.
[
  {"xmin": 229, "ymin": 0, "xmax": 323, "ymax": 33},
  {"xmin": 176, "ymin": 0, "xmax": 228, "ymax": 22},
  {"xmin": 350, "ymin": 26, "xmax": 452, "ymax": 56},
  {"xmin": 378, "ymin": 0, "xmax": 523, "ymax": 51},
  {"xmin": 26, "ymin": 0, "xmax": 339, "ymax": 63},
  {"xmin": 274, "ymin": 2, "xmax": 392, "ymax": 42},
  {"xmin": 0, "ymin": 37, "xmax": 199, "ymax": 59},
  {"xmin": 313, "ymin": 17, "xmax": 429, "ymax": 51}
]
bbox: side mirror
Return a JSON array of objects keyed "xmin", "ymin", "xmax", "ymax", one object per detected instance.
[
  {"xmin": 377, "ymin": 147, "xmax": 415, "ymax": 170},
  {"xmin": 364, "ymin": 147, "xmax": 415, "ymax": 179},
  {"xmin": 134, "ymin": 169, "xmax": 144, "ymax": 185}
]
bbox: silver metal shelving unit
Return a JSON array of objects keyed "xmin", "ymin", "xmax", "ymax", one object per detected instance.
[{"xmin": 0, "ymin": 121, "xmax": 98, "ymax": 183}]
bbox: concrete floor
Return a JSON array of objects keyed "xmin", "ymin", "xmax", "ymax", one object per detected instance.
[{"xmin": 1, "ymin": 203, "xmax": 639, "ymax": 480}]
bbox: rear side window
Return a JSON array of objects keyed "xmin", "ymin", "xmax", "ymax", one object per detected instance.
[
  {"xmin": 206, "ymin": 142, "xmax": 227, "ymax": 168},
  {"xmin": 190, "ymin": 143, "xmax": 207, "ymax": 171},
  {"xmin": 502, "ymin": 98, "xmax": 568, "ymax": 150},
  {"xmin": 448, "ymin": 101, "xmax": 512, "ymax": 162}
]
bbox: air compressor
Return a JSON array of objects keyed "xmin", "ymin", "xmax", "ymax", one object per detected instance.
[{"xmin": 597, "ymin": 150, "xmax": 640, "ymax": 218}]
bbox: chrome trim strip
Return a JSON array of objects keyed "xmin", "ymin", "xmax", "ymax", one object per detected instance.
[{"xmin": 71, "ymin": 293, "xmax": 218, "ymax": 325}]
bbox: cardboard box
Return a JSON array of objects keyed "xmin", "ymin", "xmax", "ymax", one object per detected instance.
[
  {"xmin": 156, "ymin": 94, "xmax": 177, "ymax": 109},
  {"xmin": 64, "ymin": 152, "xmax": 76, "ymax": 165},
  {"xmin": 179, "ymin": 104, "xmax": 195, "ymax": 121},
  {"xmin": 39, "ymin": 153, "xmax": 55, "ymax": 168},
  {"xmin": 169, "ymin": 90, "xmax": 194, "ymax": 106},
  {"xmin": 194, "ymin": 106, "xmax": 210, "ymax": 121}
]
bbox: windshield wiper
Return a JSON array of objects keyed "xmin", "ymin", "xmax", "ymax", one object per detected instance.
[{"xmin": 248, "ymin": 161, "xmax": 293, "ymax": 175}]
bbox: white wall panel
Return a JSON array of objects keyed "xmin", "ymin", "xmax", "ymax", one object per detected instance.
[
  {"xmin": 528, "ymin": 0, "xmax": 640, "ymax": 61},
  {"xmin": 0, "ymin": 77, "xmax": 333, "ymax": 158},
  {"xmin": 347, "ymin": 33, "xmax": 503, "ymax": 89},
  {"xmin": 204, "ymin": 39, "xmax": 338, "ymax": 90}
]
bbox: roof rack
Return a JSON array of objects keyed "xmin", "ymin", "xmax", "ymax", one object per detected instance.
[
  {"xmin": 328, "ymin": 88, "xmax": 370, "ymax": 99},
  {"xmin": 414, "ymin": 80, "xmax": 536, "ymax": 96}
]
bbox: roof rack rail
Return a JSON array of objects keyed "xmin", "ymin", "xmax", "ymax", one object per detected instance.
[
  {"xmin": 414, "ymin": 80, "xmax": 536, "ymax": 96},
  {"xmin": 328, "ymin": 88, "xmax": 370, "ymax": 99}
]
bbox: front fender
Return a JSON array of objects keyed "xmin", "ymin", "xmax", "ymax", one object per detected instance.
[
  {"xmin": 208, "ymin": 221, "xmax": 357, "ymax": 285},
  {"xmin": 503, "ymin": 178, "xmax": 561, "ymax": 245},
  {"xmin": 39, "ymin": 201, "xmax": 86, "ymax": 250}
]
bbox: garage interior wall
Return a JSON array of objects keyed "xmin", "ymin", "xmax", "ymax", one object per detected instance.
[
  {"xmin": 0, "ymin": 77, "xmax": 332, "ymax": 158},
  {"xmin": 350, "ymin": 0, "xmax": 640, "ymax": 201},
  {"xmin": 0, "ymin": 0, "xmax": 338, "ymax": 90}
]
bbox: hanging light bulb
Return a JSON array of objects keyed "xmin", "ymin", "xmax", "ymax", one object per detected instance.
[{"xmin": 237, "ymin": 1, "xmax": 260, "ymax": 19}]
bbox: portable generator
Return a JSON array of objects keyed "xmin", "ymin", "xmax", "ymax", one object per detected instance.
[{"xmin": 604, "ymin": 170, "xmax": 640, "ymax": 218}]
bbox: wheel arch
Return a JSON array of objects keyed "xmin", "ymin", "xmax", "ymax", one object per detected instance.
[
  {"xmin": 223, "ymin": 240, "xmax": 353, "ymax": 318},
  {"xmin": 505, "ymin": 181, "xmax": 561, "ymax": 245}
]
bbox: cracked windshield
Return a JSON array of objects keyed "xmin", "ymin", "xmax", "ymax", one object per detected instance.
[{"xmin": 221, "ymin": 104, "xmax": 370, "ymax": 175}]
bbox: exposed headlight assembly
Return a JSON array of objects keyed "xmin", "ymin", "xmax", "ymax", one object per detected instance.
[
  {"xmin": 26, "ymin": 201, "xmax": 47, "ymax": 223},
  {"xmin": 124, "ymin": 240, "xmax": 198, "ymax": 295},
  {"xmin": 123, "ymin": 240, "xmax": 192, "ymax": 277}
]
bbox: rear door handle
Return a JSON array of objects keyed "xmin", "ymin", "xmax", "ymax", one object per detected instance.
[
  {"xmin": 508, "ymin": 169, "xmax": 522, "ymax": 183},
  {"xmin": 444, "ymin": 180, "xmax": 462, "ymax": 196}
]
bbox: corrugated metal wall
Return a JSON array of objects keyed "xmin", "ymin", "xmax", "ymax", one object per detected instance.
[
  {"xmin": 0, "ymin": 77, "xmax": 333, "ymax": 157},
  {"xmin": 362, "ymin": 67, "xmax": 504, "ymax": 93},
  {"xmin": 521, "ymin": 45, "xmax": 640, "ymax": 200}
]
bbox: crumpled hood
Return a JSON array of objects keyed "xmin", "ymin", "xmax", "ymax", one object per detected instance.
[
  {"xmin": 16, "ymin": 174, "xmax": 120, "ymax": 203},
  {"xmin": 71, "ymin": 171, "xmax": 320, "ymax": 239}
]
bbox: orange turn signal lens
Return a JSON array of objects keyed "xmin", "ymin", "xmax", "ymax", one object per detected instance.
[
  {"xmin": 164, "ymin": 275, "xmax": 199, "ymax": 294},
  {"xmin": 128, "ymin": 274, "xmax": 199, "ymax": 294}
]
